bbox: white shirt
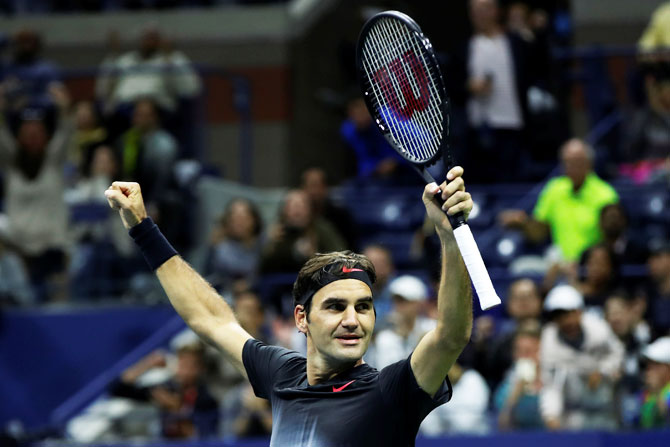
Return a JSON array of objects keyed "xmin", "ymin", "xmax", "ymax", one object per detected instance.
[
  {"xmin": 368, "ymin": 316, "xmax": 436, "ymax": 370},
  {"xmin": 420, "ymin": 369, "xmax": 491, "ymax": 435},
  {"xmin": 97, "ymin": 50, "xmax": 201, "ymax": 111},
  {"xmin": 467, "ymin": 33, "xmax": 524, "ymax": 129}
]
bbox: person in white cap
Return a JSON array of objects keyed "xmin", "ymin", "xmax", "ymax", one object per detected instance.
[
  {"xmin": 638, "ymin": 336, "xmax": 670, "ymax": 428},
  {"xmin": 539, "ymin": 284, "xmax": 624, "ymax": 430},
  {"xmin": 367, "ymin": 275, "xmax": 435, "ymax": 370}
]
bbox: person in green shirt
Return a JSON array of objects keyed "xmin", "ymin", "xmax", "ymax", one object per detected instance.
[
  {"xmin": 638, "ymin": 336, "xmax": 670, "ymax": 429},
  {"xmin": 499, "ymin": 138, "xmax": 619, "ymax": 261}
]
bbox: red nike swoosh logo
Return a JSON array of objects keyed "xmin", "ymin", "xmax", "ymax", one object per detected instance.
[
  {"xmin": 332, "ymin": 380, "xmax": 355, "ymax": 392},
  {"xmin": 342, "ymin": 266, "xmax": 363, "ymax": 273}
]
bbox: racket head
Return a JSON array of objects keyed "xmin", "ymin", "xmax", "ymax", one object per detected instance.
[{"xmin": 356, "ymin": 11, "xmax": 450, "ymax": 169}]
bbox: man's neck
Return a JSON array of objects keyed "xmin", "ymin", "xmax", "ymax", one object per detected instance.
[
  {"xmin": 305, "ymin": 346, "xmax": 363, "ymax": 385},
  {"xmin": 476, "ymin": 25, "xmax": 503, "ymax": 38}
]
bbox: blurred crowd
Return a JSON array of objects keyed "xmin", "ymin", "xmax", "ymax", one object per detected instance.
[
  {"xmin": 0, "ymin": 0, "xmax": 669, "ymax": 443},
  {"xmin": 0, "ymin": 0, "xmax": 287, "ymax": 15}
]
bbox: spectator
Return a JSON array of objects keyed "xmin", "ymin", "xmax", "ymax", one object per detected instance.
[
  {"xmin": 205, "ymin": 198, "xmax": 264, "ymax": 294},
  {"xmin": 576, "ymin": 244, "xmax": 621, "ymax": 309},
  {"xmin": 340, "ymin": 97, "xmax": 403, "ymax": 180},
  {"xmin": 0, "ymin": 225, "xmax": 33, "ymax": 306},
  {"xmin": 620, "ymin": 62, "xmax": 670, "ymax": 184},
  {"xmin": 499, "ymin": 138, "xmax": 619, "ymax": 262},
  {"xmin": 362, "ymin": 243, "xmax": 396, "ymax": 325},
  {"xmin": 367, "ymin": 275, "xmax": 435, "ymax": 369},
  {"xmin": 0, "ymin": 28, "xmax": 61, "ymax": 114},
  {"xmin": 640, "ymin": 242, "xmax": 670, "ymax": 337},
  {"xmin": 462, "ymin": 0, "xmax": 537, "ymax": 183},
  {"xmin": 230, "ymin": 383, "xmax": 273, "ymax": 439},
  {"xmin": 110, "ymin": 344, "xmax": 219, "ymax": 439},
  {"xmin": 477, "ymin": 278, "xmax": 543, "ymax": 388},
  {"xmin": 638, "ymin": 2, "xmax": 670, "ymax": 54},
  {"xmin": 494, "ymin": 324, "xmax": 545, "ymax": 430},
  {"xmin": 117, "ymin": 98, "xmax": 178, "ymax": 207},
  {"xmin": 0, "ymin": 85, "xmax": 73, "ymax": 302},
  {"xmin": 214, "ymin": 290, "xmax": 273, "ymax": 405},
  {"xmin": 598, "ymin": 203, "xmax": 649, "ymax": 266},
  {"xmin": 604, "ymin": 293, "xmax": 650, "ymax": 427},
  {"xmin": 638, "ymin": 336, "xmax": 670, "ymax": 429},
  {"xmin": 539, "ymin": 284, "xmax": 624, "ymax": 430},
  {"xmin": 300, "ymin": 167, "xmax": 357, "ymax": 249},
  {"xmin": 96, "ymin": 25, "xmax": 201, "ymax": 133},
  {"xmin": 420, "ymin": 362, "xmax": 490, "ymax": 435},
  {"xmin": 260, "ymin": 189, "xmax": 346, "ymax": 274},
  {"xmin": 68, "ymin": 144, "xmax": 132, "ymax": 300},
  {"xmin": 71, "ymin": 100, "xmax": 108, "ymax": 178}
]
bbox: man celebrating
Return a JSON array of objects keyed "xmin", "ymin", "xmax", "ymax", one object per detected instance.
[{"xmin": 104, "ymin": 167, "xmax": 473, "ymax": 446}]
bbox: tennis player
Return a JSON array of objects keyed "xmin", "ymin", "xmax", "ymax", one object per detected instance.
[{"xmin": 105, "ymin": 166, "xmax": 473, "ymax": 446}]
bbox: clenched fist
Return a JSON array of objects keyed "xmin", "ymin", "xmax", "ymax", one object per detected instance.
[{"xmin": 104, "ymin": 181, "xmax": 148, "ymax": 229}]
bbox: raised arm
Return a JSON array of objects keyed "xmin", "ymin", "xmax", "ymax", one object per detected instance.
[
  {"xmin": 105, "ymin": 182, "xmax": 252, "ymax": 376},
  {"xmin": 410, "ymin": 167, "xmax": 473, "ymax": 397}
]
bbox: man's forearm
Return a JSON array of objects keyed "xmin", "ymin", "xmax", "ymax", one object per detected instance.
[
  {"xmin": 156, "ymin": 256, "xmax": 236, "ymax": 332},
  {"xmin": 435, "ymin": 231, "xmax": 473, "ymax": 347}
]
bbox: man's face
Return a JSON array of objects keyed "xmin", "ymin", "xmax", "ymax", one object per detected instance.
[
  {"xmin": 513, "ymin": 334, "xmax": 539, "ymax": 362},
  {"xmin": 363, "ymin": 246, "xmax": 393, "ymax": 286},
  {"xmin": 644, "ymin": 360, "xmax": 670, "ymax": 393},
  {"xmin": 302, "ymin": 169, "xmax": 328, "ymax": 204},
  {"xmin": 648, "ymin": 252, "xmax": 670, "ymax": 283},
  {"xmin": 18, "ymin": 120, "xmax": 48, "ymax": 156},
  {"xmin": 605, "ymin": 297, "xmax": 631, "ymax": 338},
  {"xmin": 555, "ymin": 310, "xmax": 582, "ymax": 340},
  {"xmin": 132, "ymin": 100, "xmax": 158, "ymax": 131},
  {"xmin": 282, "ymin": 190, "xmax": 312, "ymax": 230},
  {"xmin": 235, "ymin": 292, "xmax": 265, "ymax": 334},
  {"xmin": 600, "ymin": 205, "xmax": 626, "ymax": 239},
  {"xmin": 470, "ymin": 0, "xmax": 498, "ymax": 32},
  {"xmin": 175, "ymin": 351, "xmax": 202, "ymax": 386},
  {"xmin": 506, "ymin": 279, "xmax": 541, "ymax": 321},
  {"xmin": 299, "ymin": 279, "xmax": 375, "ymax": 366},
  {"xmin": 561, "ymin": 140, "xmax": 591, "ymax": 188}
]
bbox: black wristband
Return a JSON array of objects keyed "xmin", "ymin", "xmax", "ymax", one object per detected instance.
[{"xmin": 128, "ymin": 217, "xmax": 178, "ymax": 270}]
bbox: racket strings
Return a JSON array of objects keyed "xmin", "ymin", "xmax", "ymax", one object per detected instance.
[
  {"xmin": 364, "ymin": 25, "xmax": 423, "ymax": 160},
  {"xmin": 365, "ymin": 23, "xmax": 431, "ymax": 161},
  {"xmin": 361, "ymin": 17, "xmax": 444, "ymax": 162}
]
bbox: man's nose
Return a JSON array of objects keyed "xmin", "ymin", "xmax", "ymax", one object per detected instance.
[{"xmin": 341, "ymin": 306, "xmax": 359, "ymax": 329}]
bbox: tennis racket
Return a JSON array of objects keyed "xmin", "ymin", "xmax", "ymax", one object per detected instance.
[{"xmin": 356, "ymin": 10, "xmax": 501, "ymax": 310}]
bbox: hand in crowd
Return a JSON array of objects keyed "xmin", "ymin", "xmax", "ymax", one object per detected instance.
[
  {"xmin": 151, "ymin": 386, "xmax": 181, "ymax": 411},
  {"xmin": 468, "ymin": 76, "xmax": 493, "ymax": 97},
  {"xmin": 498, "ymin": 209, "xmax": 529, "ymax": 228},
  {"xmin": 48, "ymin": 84, "xmax": 71, "ymax": 112}
]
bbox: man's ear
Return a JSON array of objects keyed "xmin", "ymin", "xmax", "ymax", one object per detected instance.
[{"xmin": 294, "ymin": 304, "xmax": 308, "ymax": 334}]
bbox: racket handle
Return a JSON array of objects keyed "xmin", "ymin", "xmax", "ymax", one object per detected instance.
[{"xmin": 451, "ymin": 224, "xmax": 502, "ymax": 311}]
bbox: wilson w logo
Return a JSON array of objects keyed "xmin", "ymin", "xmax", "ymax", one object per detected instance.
[{"xmin": 374, "ymin": 50, "xmax": 430, "ymax": 120}]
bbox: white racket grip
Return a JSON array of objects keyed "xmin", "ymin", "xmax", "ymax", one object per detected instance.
[{"xmin": 452, "ymin": 224, "xmax": 501, "ymax": 310}]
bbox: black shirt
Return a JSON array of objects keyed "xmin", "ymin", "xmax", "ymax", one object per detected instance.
[{"xmin": 242, "ymin": 339, "xmax": 451, "ymax": 446}]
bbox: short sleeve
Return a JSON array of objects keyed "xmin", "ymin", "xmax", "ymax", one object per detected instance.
[
  {"xmin": 242, "ymin": 339, "xmax": 305, "ymax": 399},
  {"xmin": 532, "ymin": 180, "xmax": 556, "ymax": 223},
  {"xmin": 378, "ymin": 355, "xmax": 452, "ymax": 427}
]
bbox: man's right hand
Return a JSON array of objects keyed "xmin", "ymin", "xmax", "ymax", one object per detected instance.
[
  {"xmin": 498, "ymin": 209, "xmax": 528, "ymax": 228},
  {"xmin": 104, "ymin": 181, "xmax": 148, "ymax": 229}
]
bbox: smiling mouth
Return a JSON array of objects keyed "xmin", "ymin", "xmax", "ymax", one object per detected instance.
[{"xmin": 336, "ymin": 335, "xmax": 362, "ymax": 345}]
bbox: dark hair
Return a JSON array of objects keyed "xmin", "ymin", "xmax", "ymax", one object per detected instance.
[
  {"xmin": 293, "ymin": 251, "xmax": 376, "ymax": 317},
  {"xmin": 220, "ymin": 197, "xmax": 263, "ymax": 238},
  {"xmin": 579, "ymin": 243, "xmax": 620, "ymax": 284}
]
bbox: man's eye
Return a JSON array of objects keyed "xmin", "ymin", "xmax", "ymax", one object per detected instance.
[
  {"xmin": 356, "ymin": 304, "xmax": 371, "ymax": 312},
  {"xmin": 328, "ymin": 303, "xmax": 345, "ymax": 311}
]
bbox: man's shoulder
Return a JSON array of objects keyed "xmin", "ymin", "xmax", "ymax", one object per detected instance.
[
  {"xmin": 584, "ymin": 174, "xmax": 618, "ymax": 198},
  {"xmin": 541, "ymin": 176, "xmax": 571, "ymax": 193}
]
